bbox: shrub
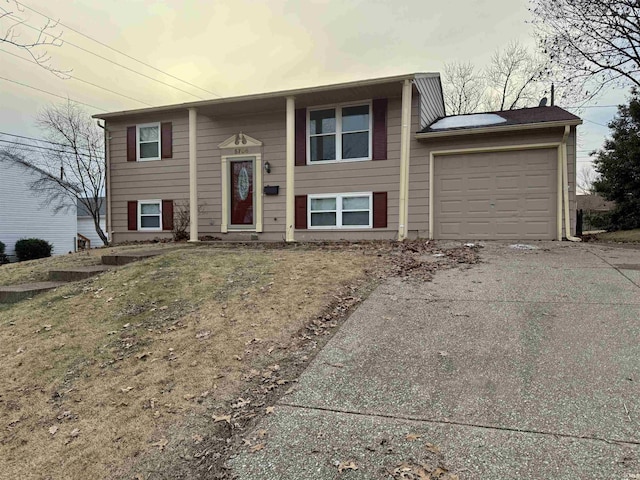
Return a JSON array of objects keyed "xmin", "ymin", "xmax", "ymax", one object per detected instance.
[
  {"xmin": 0, "ymin": 241, "xmax": 8, "ymax": 265},
  {"xmin": 14, "ymin": 238, "xmax": 53, "ymax": 261}
]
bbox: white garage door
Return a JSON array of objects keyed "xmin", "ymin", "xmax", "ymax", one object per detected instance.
[{"xmin": 433, "ymin": 148, "xmax": 558, "ymax": 240}]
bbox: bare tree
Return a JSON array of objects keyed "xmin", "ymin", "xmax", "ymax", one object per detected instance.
[
  {"xmin": 443, "ymin": 62, "xmax": 485, "ymax": 115},
  {"xmin": 442, "ymin": 42, "xmax": 549, "ymax": 115},
  {"xmin": 0, "ymin": 101, "xmax": 108, "ymax": 245},
  {"xmin": 0, "ymin": 0, "xmax": 67, "ymax": 76},
  {"xmin": 531, "ymin": 0, "xmax": 640, "ymax": 100},
  {"xmin": 577, "ymin": 164, "xmax": 598, "ymax": 194},
  {"xmin": 484, "ymin": 41, "xmax": 547, "ymax": 111}
]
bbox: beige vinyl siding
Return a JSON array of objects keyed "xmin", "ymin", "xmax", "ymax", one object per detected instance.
[
  {"xmin": 408, "ymin": 126, "xmax": 578, "ymax": 239},
  {"xmin": 414, "ymin": 76, "xmax": 446, "ymax": 128},
  {"xmin": 294, "ymin": 95, "xmax": 403, "ymax": 241},
  {"xmin": 195, "ymin": 110, "xmax": 287, "ymax": 236},
  {"xmin": 108, "ymin": 112, "xmax": 190, "ymax": 243}
]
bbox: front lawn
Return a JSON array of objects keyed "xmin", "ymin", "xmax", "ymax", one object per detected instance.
[
  {"xmin": 0, "ymin": 246, "xmax": 377, "ymax": 479},
  {"xmin": 592, "ymin": 228, "xmax": 640, "ymax": 243}
]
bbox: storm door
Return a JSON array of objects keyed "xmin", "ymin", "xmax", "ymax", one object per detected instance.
[{"xmin": 229, "ymin": 157, "xmax": 255, "ymax": 227}]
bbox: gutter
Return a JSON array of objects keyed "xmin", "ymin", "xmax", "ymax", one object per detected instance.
[
  {"xmin": 415, "ymin": 119, "xmax": 582, "ymax": 139},
  {"xmin": 92, "ymin": 72, "xmax": 433, "ymax": 120},
  {"xmin": 561, "ymin": 125, "xmax": 581, "ymax": 242}
]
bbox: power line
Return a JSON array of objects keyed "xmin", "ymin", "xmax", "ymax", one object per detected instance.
[
  {"xmin": 582, "ymin": 118, "xmax": 609, "ymax": 128},
  {"xmin": 0, "ymin": 75, "xmax": 107, "ymax": 111},
  {"xmin": 0, "ymin": 48, "xmax": 154, "ymax": 107},
  {"xmin": 0, "ymin": 130, "xmax": 96, "ymax": 153},
  {"xmin": 565, "ymin": 105, "xmax": 619, "ymax": 109},
  {"xmin": 15, "ymin": 0, "xmax": 220, "ymax": 98},
  {"xmin": 5, "ymin": 11, "xmax": 205, "ymax": 100},
  {"xmin": 0, "ymin": 138, "xmax": 103, "ymax": 159}
]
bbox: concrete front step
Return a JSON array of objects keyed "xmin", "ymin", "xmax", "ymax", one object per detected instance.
[
  {"xmin": 0, "ymin": 281, "xmax": 67, "ymax": 304},
  {"xmin": 101, "ymin": 249, "xmax": 166, "ymax": 266},
  {"xmin": 49, "ymin": 265, "xmax": 113, "ymax": 282}
]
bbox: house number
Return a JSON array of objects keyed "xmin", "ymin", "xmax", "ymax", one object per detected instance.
[{"xmin": 234, "ymin": 148, "xmax": 249, "ymax": 154}]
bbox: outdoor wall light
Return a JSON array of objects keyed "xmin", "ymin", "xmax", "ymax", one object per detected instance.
[{"xmin": 264, "ymin": 161, "xmax": 271, "ymax": 173}]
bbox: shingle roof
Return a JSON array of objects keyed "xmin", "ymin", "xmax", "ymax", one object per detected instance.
[
  {"xmin": 77, "ymin": 197, "xmax": 106, "ymax": 217},
  {"xmin": 419, "ymin": 106, "xmax": 581, "ymax": 134}
]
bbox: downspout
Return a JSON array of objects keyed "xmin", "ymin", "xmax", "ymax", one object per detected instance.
[
  {"xmin": 561, "ymin": 125, "xmax": 581, "ymax": 242},
  {"xmin": 188, "ymin": 108, "xmax": 199, "ymax": 242},
  {"xmin": 398, "ymin": 79, "xmax": 412, "ymax": 241},
  {"xmin": 285, "ymin": 96, "xmax": 295, "ymax": 242},
  {"xmin": 98, "ymin": 120, "xmax": 111, "ymax": 245}
]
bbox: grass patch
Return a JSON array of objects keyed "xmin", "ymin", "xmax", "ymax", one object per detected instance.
[
  {"xmin": 0, "ymin": 246, "xmax": 375, "ymax": 479},
  {"xmin": 592, "ymin": 228, "xmax": 640, "ymax": 243}
]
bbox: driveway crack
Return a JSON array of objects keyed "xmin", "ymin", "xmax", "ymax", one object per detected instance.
[
  {"xmin": 587, "ymin": 247, "xmax": 640, "ymax": 290},
  {"xmin": 279, "ymin": 401, "xmax": 640, "ymax": 447}
]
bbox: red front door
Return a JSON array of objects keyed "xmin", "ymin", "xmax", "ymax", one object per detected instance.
[{"xmin": 230, "ymin": 159, "xmax": 254, "ymax": 226}]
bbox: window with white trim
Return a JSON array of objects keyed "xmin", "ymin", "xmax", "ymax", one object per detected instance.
[
  {"xmin": 308, "ymin": 193, "xmax": 372, "ymax": 229},
  {"xmin": 308, "ymin": 103, "xmax": 371, "ymax": 163},
  {"xmin": 137, "ymin": 123, "xmax": 161, "ymax": 161},
  {"xmin": 138, "ymin": 200, "xmax": 162, "ymax": 230}
]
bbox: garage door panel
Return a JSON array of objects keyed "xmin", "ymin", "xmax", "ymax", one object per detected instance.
[
  {"xmin": 434, "ymin": 148, "xmax": 557, "ymax": 240},
  {"xmin": 440, "ymin": 178, "xmax": 463, "ymax": 193},
  {"xmin": 467, "ymin": 199, "xmax": 491, "ymax": 214},
  {"xmin": 495, "ymin": 174, "xmax": 519, "ymax": 190},
  {"xmin": 467, "ymin": 175, "xmax": 492, "ymax": 192},
  {"xmin": 440, "ymin": 199, "xmax": 462, "ymax": 213}
]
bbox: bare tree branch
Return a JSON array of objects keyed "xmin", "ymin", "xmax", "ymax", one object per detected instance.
[
  {"xmin": 0, "ymin": 1, "xmax": 69, "ymax": 77},
  {"xmin": 442, "ymin": 62, "xmax": 485, "ymax": 115},
  {"xmin": 484, "ymin": 41, "xmax": 547, "ymax": 111},
  {"xmin": 531, "ymin": 0, "xmax": 640, "ymax": 100}
]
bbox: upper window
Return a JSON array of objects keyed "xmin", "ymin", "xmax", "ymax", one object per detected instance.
[
  {"xmin": 308, "ymin": 193, "xmax": 372, "ymax": 229},
  {"xmin": 137, "ymin": 123, "xmax": 161, "ymax": 161},
  {"xmin": 308, "ymin": 103, "xmax": 371, "ymax": 163},
  {"xmin": 138, "ymin": 200, "xmax": 162, "ymax": 230}
]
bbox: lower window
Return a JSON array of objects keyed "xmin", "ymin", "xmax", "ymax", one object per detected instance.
[
  {"xmin": 138, "ymin": 200, "xmax": 162, "ymax": 230},
  {"xmin": 308, "ymin": 193, "xmax": 372, "ymax": 229}
]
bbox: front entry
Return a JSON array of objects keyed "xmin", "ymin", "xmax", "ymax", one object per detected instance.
[{"xmin": 229, "ymin": 157, "xmax": 255, "ymax": 227}]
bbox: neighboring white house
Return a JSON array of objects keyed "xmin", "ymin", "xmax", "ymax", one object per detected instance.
[
  {"xmin": 77, "ymin": 197, "xmax": 106, "ymax": 248},
  {"xmin": 0, "ymin": 160, "xmax": 77, "ymax": 260}
]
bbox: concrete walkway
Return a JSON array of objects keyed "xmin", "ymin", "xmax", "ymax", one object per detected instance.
[{"xmin": 230, "ymin": 242, "xmax": 640, "ymax": 479}]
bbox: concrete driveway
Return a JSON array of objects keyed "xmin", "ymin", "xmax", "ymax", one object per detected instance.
[{"xmin": 230, "ymin": 242, "xmax": 640, "ymax": 479}]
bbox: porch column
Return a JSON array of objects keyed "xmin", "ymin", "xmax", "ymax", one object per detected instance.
[
  {"xmin": 398, "ymin": 79, "xmax": 413, "ymax": 241},
  {"xmin": 285, "ymin": 96, "xmax": 295, "ymax": 242},
  {"xmin": 188, "ymin": 107, "xmax": 199, "ymax": 242}
]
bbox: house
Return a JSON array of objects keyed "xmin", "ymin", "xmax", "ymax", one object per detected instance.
[
  {"xmin": 77, "ymin": 197, "xmax": 107, "ymax": 248},
  {"xmin": 93, "ymin": 73, "xmax": 581, "ymax": 243},
  {"xmin": 577, "ymin": 193, "xmax": 615, "ymax": 213},
  {"xmin": 0, "ymin": 159, "xmax": 77, "ymax": 260}
]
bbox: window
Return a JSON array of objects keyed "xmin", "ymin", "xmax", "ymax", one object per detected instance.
[
  {"xmin": 137, "ymin": 123, "xmax": 161, "ymax": 161},
  {"xmin": 138, "ymin": 200, "xmax": 162, "ymax": 230},
  {"xmin": 308, "ymin": 103, "xmax": 371, "ymax": 163},
  {"xmin": 308, "ymin": 193, "xmax": 372, "ymax": 229}
]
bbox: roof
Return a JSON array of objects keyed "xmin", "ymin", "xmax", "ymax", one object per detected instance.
[
  {"xmin": 93, "ymin": 73, "xmax": 439, "ymax": 121},
  {"xmin": 418, "ymin": 106, "xmax": 582, "ymax": 138},
  {"xmin": 77, "ymin": 197, "xmax": 106, "ymax": 217}
]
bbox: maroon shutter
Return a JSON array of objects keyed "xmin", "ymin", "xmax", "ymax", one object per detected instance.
[
  {"xmin": 127, "ymin": 201, "xmax": 137, "ymax": 230},
  {"xmin": 161, "ymin": 122, "xmax": 172, "ymax": 158},
  {"xmin": 373, "ymin": 192, "xmax": 387, "ymax": 228},
  {"xmin": 295, "ymin": 108, "xmax": 306, "ymax": 166},
  {"xmin": 162, "ymin": 200, "xmax": 174, "ymax": 230},
  {"xmin": 372, "ymin": 98, "xmax": 388, "ymax": 161},
  {"xmin": 127, "ymin": 127, "xmax": 136, "ymax": 162},
  {"xmin": 295, "ymin": 195, "xmax": 307, "ymax": 229}
]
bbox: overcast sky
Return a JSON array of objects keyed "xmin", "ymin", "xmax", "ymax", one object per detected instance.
[{"xmin": 0, "ymin": 0, "xmax": 630, "ymax": 175}]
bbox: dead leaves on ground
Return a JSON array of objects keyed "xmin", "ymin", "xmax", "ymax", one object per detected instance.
[
  {"xmin": 337, "ymin": 461, "xmax": 359, "ymax": 472},
  {"xmin": 389, "ymin": 462, "xmax": 458, "ymax": 480}
]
